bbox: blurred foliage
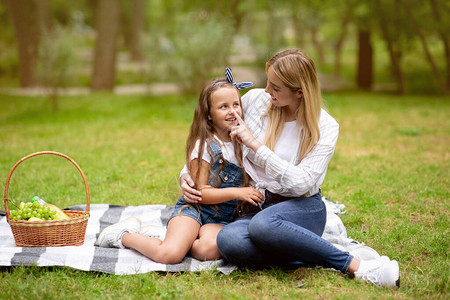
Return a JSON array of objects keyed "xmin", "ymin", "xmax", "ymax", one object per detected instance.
[
  {"xmin": 0, "ymin": 2, "xmax": 18, "ymax": 86},
  {"xmin": 37, "ymin": 25, "xmax": 77, "ymax": 110},
  {"xmin": 143, "ymin": 12, "xmax": 233, "ymax": 93},
  {"xmin": 0, "ymin": 0, "xmax": 448, "ymax": 94}
]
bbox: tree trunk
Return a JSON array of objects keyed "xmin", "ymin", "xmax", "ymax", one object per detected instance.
[
  {"xmin": 6, "ymin": 0, "xmax": 41, "ymax": 87},
  {"xmin": 91, "ymin": 0, "xmax": 100, "ymax": 32},
  {"xmin": 429, "ymin": 0, "xmax": 450, "ymax": 90},
  {"xmin": 375, "ymin": 0, "xmax": 405, "ymax": 94},
  {"xmin": 400, "ymin": 0, "xmax": 448, "ymax": 94},
  {"xmin": 91, "ymin": 0, "xmax": 120, "ymax": 91},
  {"xmin": 356, "ymin": 29, "xmax": 373, "ymax": 90},
  {"xmin": 333, "ymin": 4, "xmax": 351, "ymax": 77}
]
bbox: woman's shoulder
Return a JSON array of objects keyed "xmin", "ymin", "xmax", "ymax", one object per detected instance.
[
  {"xmin": 319, "ymin": 108, "xmax": 339, "ymax": 132},
  {"xmin": 242, "ymin": 88, "xmax": 269, "ymax": 102},
  {"xmin": 242, "ymin": 88, "xmax": 270, "ymax": 112}
]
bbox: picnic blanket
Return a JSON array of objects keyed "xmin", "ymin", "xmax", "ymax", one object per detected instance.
[{"xmin": 0, "ymin": 197, "xmax": 365, "ymax": 275}]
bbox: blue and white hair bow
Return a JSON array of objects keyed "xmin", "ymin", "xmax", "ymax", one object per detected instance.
[{"xmin": 215, "ymin": 67, "xmax": 254, "ymax": 90}]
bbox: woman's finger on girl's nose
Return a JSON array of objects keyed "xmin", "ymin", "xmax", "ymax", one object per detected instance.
[{"xmin": 233, "ymin": 111, "xmax": 246, "ymax": 126}]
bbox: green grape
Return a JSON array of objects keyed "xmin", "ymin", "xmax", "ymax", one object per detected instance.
[{"xmin": 11, "ymin": 201, "xmax": 57, "ymax": 221}]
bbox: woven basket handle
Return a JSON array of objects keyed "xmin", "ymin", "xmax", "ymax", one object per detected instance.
[{"xmin": 3, "ymin": 151, "xmax": 90, "ymax": 218}]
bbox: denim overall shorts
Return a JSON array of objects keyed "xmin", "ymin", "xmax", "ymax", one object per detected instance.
[{"xmin": 170, "ymin": 140, "xmax": 245, "ymax": 226}]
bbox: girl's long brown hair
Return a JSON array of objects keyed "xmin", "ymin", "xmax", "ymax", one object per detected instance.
[{"xmin": 185, "ymin": 79, "xmax": 247, "ymax": 190}]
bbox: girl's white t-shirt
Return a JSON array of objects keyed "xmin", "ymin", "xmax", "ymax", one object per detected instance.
[
  {"xmin": 190, "ymin": 138, "xmax": 239, "ymax": 166},
  {"xmin": 249, "ymin": 120, "xmax": 300, "ymax": 186}
]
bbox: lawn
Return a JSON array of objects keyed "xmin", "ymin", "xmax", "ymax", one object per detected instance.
[{"xmin": 0, "ymin": 91, "xmax": 448, "ymax": 299}]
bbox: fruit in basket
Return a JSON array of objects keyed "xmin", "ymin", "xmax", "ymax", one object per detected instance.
[
  {"xmin": 32, "ymin": 196, "xmax": 70, "ymax": 220},
  {"xmin": 9, "ymin": 199, "xmax": 69, "ymax": 221}
]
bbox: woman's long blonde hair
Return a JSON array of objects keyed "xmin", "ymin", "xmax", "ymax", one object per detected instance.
[{"xmin": 264, "ymin": 49, "xmax": 322, "ymax": 162}]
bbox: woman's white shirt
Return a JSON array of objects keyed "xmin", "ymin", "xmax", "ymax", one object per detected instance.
[
  {"xmin": 249, "ymin": 119, "xmax": 301, "ymax": 190},
  {"xmin": 241, "ymin": 88, "xmax": 339, "ymax": 198}
]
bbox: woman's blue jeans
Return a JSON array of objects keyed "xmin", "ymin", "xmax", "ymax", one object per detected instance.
[{"xmin": 217, "ymin": 191, "xmax": 353, "ymax": 273}]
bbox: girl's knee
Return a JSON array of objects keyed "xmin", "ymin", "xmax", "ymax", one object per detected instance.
[
  {"xmin": 156, "ymin": 248, "xmax": 185, "ymax": 264},
  {"xmin": 192, "ymin": 241, "xmax": 221, "ymax": 261}
]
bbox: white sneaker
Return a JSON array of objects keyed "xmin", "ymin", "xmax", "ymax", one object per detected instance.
[
  {"xmin": 355, "ymin": 257, "xmax": 400, "ymax": 288},
  {"xmin": 95, "ymin": 217, "xmax": 142, "ymax": 248},
  {"xmin": 350, "ymin": 245, "xmax": 381, "ymax": 261},
  {"xmin": 140, "ymin": 224, "xmax": 167, "ymax": 241}
]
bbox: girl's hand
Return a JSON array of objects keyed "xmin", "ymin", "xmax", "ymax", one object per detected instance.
[
  {"xmin": 230, "ymin": 111, "xmax": 262, "ymax": 152},
  {"xmin": 235, "ymin": 187, "xmax": 264, "ymax": 206},
  {"xmin": 180, "ymin": 174, "xmax": 202, "ymax": 203}
]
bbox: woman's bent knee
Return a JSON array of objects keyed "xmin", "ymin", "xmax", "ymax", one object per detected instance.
[
  {"xmin": 248, "ymin": 212, "xmax": 275, "ymax": 242},
  {"xmin": 217, "ymin": 223, "xmax": 250, "ymax": 261},
  {"xmin": 216, "ymin": 226, "xmax": 234, "ymax": 257}
]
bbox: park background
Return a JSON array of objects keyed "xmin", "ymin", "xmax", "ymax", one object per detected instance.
[{"xmin": 0, "ymin": 0, "xmax": 448, "ymax": 299}]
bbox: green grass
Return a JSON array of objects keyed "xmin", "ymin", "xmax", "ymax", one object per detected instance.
[{"xmin": 0, "ymin": 91, "xmax": 449, "ymax": 299}]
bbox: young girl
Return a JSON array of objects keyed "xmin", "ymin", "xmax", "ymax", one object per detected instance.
[{"xmin": 95, "ymin": 68, "xmax": 264, "ymax": 264}]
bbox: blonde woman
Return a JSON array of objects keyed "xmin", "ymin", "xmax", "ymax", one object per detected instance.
[{"xmin": 181, "ymin": 49, "xmax": 400, "ymax": 288}]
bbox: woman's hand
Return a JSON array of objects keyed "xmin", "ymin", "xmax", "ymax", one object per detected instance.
[
  {"xmin": 180, "ymin": 174, "xmax": 202, "ymax": 203},
  {"xmin": 235, "ymin": 187, "xmax": 264, "ymax": 206},
  {"xmin": 230, "ymin": 111, "xmax": 262, "ymax": 152}
]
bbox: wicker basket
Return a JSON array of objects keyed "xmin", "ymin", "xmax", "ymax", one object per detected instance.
[{"xmin": 3, "ymin": 151, "xmax": 90, "ymax": 247}]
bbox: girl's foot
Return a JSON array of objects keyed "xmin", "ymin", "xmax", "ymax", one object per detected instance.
[{"xmin": 95, "ymin": 217, "xmax": 142, "ymax": 248}]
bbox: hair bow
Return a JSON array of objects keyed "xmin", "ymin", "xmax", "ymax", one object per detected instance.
[{"xmin": 215, "ymin": 67, "xmax": 254, "ymax": 89}]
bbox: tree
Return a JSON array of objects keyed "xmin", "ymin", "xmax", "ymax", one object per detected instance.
[
  {"xmin": 429, "ymin": 0, "xmax": 450, "ymax": 91},
  {"xmin": 332, "ymin": 0, "xmax": 353, "ymax": 77},
  {"xmin": 400, "ymin": 0, "xmax": 448, "ymax": 94},
  {"xmin": 374, "ymin": 0, "xmax": 406, "ymax": 94},
  {"xmin": 356, "ymin": 29, "xmax": 373, "ymax": 90},
  {"xmin": 353, "ymin": 0, "xmax": 374, "ymax": 90},
  {"xmin": 5, "ymin": 0, "xmax": 42, "ymax": 87},
  {"xmin": 91, "ymin": 0, "xmax": 120, "ymax": 91}
]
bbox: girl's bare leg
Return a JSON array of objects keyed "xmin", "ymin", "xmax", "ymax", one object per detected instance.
[
  {"xmin": 190, "ymin": 223, "xmax": 223, "ymax": 261},
  {"xmin": 122, "ymin": 215, "xmax": 200, "ymax": 264}
]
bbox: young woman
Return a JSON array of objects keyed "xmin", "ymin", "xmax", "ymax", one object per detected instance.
[
  {"xmin": 181, "ymin": 49, "xmax": 400, "ymax": 288},
  {"xmin": 96, "ymin": 69, "xmax": 263, "ymax": 264}
]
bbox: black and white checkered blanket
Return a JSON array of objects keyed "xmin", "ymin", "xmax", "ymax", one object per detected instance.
[{"xmin": 0, "ymin": 198, "xmax": 363, "ymax": 275}]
